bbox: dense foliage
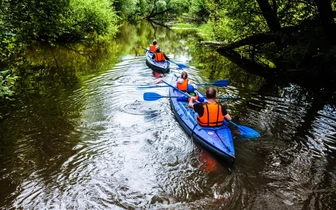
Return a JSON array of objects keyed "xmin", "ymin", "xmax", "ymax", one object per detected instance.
[
  {"xmin": 0, "ymin": 0, "xmax": 119, "ymax": 105},
  {"xmin": 191, "ymin": 0, "xmax": 336, "ymax": 81}
]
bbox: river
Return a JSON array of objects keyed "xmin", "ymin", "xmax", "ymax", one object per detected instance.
[{"xmin": 0, "ymin": 21, "xmax": 335, "ymax": 209}]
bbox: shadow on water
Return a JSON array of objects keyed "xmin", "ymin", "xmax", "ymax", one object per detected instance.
[
  {"xmin": 188, "ymin": 43, "xmax": 336, "ymax": 209},
  {"xmin": 0, "ymin": 21, "xmax": 336, "ymax": 209}
]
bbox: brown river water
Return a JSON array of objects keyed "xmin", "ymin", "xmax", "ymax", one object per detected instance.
[{"xmin": 0, "ymin": 22, "xmax": 335, "ymax": 209}]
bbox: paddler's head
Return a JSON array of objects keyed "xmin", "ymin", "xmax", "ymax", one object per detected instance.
[{"xmin": 181, "ymin": 71, "xmax": 188, "ymax": 80}]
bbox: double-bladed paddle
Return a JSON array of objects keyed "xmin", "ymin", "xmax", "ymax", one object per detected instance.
[
  {"xmin": 137, "ymin": 80, "xmax": 229, "ymax": 89},
  {"xmin": 143, "ymin": 92, "xmax": 240, "ymax": 101}
]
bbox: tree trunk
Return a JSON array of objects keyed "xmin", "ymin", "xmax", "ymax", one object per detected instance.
[
  {"xmin": 217, "ymin": 49, "xmax": 279, "ymax": 79},
  {"xmin": 216, "ymin": 32, "xmax": 277, "ymax": 52},
  {"xmin": 256, "ymin": 0, "xmax": 281, "ymax": 32},
  {"xmin": 314, "ymin": 0, "xmax": 336, "ymax": 44},
  {"xmin": 146, "ymin": 8, "xmax": 172, "ymax": 19}
]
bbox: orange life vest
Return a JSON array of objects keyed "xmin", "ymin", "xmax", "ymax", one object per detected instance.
[
  {"xmin": 154, "ymin": 52, "xmax": 165, "ymax": 61},
  {"xmin": 197, "ymin": 103, "xmax": 225, "ymax": 127},
  {"xmin": 177, "ymin": 79, "xmax": 188, "ymax": 91},
  {"xmin": 149, "ymin": 45, "xmax": 156, "ymax": 52}
]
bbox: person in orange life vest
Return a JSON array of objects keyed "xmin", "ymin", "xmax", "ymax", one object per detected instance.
[
  {"xmin": 149, "ymin": 40, "xmax": 158, "ymax": 53},
  {"xmin": 152, "ymin": 47, "xmax": 170, "ymax": 62},
  {"xmin": 176, "ymin": 71, "xmax": 193, "ymax": 91},
  {"xmin": 188, "ymin": 87, "xmax": 232, "ymax": 127},
  {"xmin": 177, "ymin": 84, "xmax": 204, "ymax": 102}
]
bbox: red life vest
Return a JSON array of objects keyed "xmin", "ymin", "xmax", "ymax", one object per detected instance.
[
  {"xmin": 149, "ymin": 45, "xmax": 157, "ymax": 52},
  {"xmin": 155, "ymin": 52, "xmax": 165, "ymax": 61},
  {"xmin": 197, "ymin": 103, "xmax": 225, "ymax": 127},
  {"xmin": 177, "ymin": 79, "xmax": 188, "ymax": 91}
]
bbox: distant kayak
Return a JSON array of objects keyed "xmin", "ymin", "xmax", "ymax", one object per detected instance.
[{"xmin": 145, "ymin": 50, "xmax": 170, "ymax": 74}]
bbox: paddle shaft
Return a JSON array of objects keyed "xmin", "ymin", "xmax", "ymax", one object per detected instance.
[
  {"xmin": 137, "ymin": 80, "xmax": 228, "ymax": 89},
  {"xmin": 143, "ymin": 92, "xmax": 239, "ymax": 101},
  {"xmin": 141, "ymin": 46, "xmax": 149, "ymax": 52}
]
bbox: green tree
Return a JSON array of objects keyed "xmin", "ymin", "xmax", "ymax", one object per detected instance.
[
  {"xmin": 113, "ymin": 0, "xmax": 139, "ymax": 20},
  {"xmin": 0, "ymin": 0, "xmax": 120, "ymax": 103},
  {"xmin": 1, "ymin": 0, "xmax": 119, "ymax": 43},
  {"xmin": 140, "ymin": 0, "xmax": 189, "ymax": 19},
  {"xmin": 197, "ymin": 0, "xmax": 336, "ymax": 80},
  {"xmin": 188, "ymin": 0, "xmax": 210, "ymax": 22}
]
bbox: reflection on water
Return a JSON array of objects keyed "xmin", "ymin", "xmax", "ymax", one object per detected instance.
[{"xmin": 0, "ymin": 22, "xmax": 336, "ymax": 209}]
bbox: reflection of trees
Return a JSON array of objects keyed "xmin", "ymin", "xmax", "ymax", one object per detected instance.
[
  {"xmin": 0, "ymin": 38, "xmax": 122, "ymax": 205},
  {"xmin": 120, "ymin": 21, "xmax": 188, "ymax": 58},
  {"xmin": 0, "ymin": 87, "xmax": 83, "ymax": 206},
  {"xmin": 188, "ymin": 43, "xmax": 264, "ymax": 91},
  {"xmin": 148, "ymin": 20, "xmax": 172, "ymax": 40},
  {"xmin": 19, "ymin": 40, "xmax": 120, "ymax": 95}
]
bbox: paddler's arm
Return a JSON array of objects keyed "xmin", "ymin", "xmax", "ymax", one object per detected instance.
[
  {"xmin": 222, "ymin": 105, "xmax": 232, "ymax": 121},
  {"xmin": 188, "ymin": 96, "xmax": 196, "ymax": 108},
  {"xmin": 224, "ymin": 113, "xmax": 232, "ymax": 121}
]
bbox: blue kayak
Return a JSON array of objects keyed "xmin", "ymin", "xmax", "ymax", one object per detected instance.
[
  {"xmin": 167, "ymin": 76, "xmax": 235, "ymax": 166},
  {"xmin": 145, "ymin": 50, "xmax": 170, "ymax": 74}
]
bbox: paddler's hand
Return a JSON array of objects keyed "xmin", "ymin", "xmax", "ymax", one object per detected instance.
[{"xmin": 188, "ymin": 96, "xmax": 196, "ymax": 108}]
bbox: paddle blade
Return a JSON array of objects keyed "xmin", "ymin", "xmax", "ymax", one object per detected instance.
[
  {"xmin": 176, "ymin": 63, "xmax": 188, "ymax": 69},
  {"xmin": 143, "ymin": 92, "xmax": 162, "ymax": 101},
  {"xmin": 197, "ymin": 80, "xmax": 229, "ymax": 87},
  {"xmin": 143, "ymin": 92, "xmax": 180, "ymax": 101},
  {"xmin": 237, "ymin": 125, "xmax": 261, "ymax": 139},
  {"xmin": 230, "ymin": 121, "xmax": 261, "ymax": 139},
  {"xmin": 169, "ymin": 61, "xmax": 188, "ymax": 69},
  {"xmin": 212, "ymin": 80, "xmax": 229, "ymax": 87}
]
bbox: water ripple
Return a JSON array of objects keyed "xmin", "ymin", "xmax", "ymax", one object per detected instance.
[{"xmin": 2, "ymin": 50, "xmax": 336, "ymax": 210}]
